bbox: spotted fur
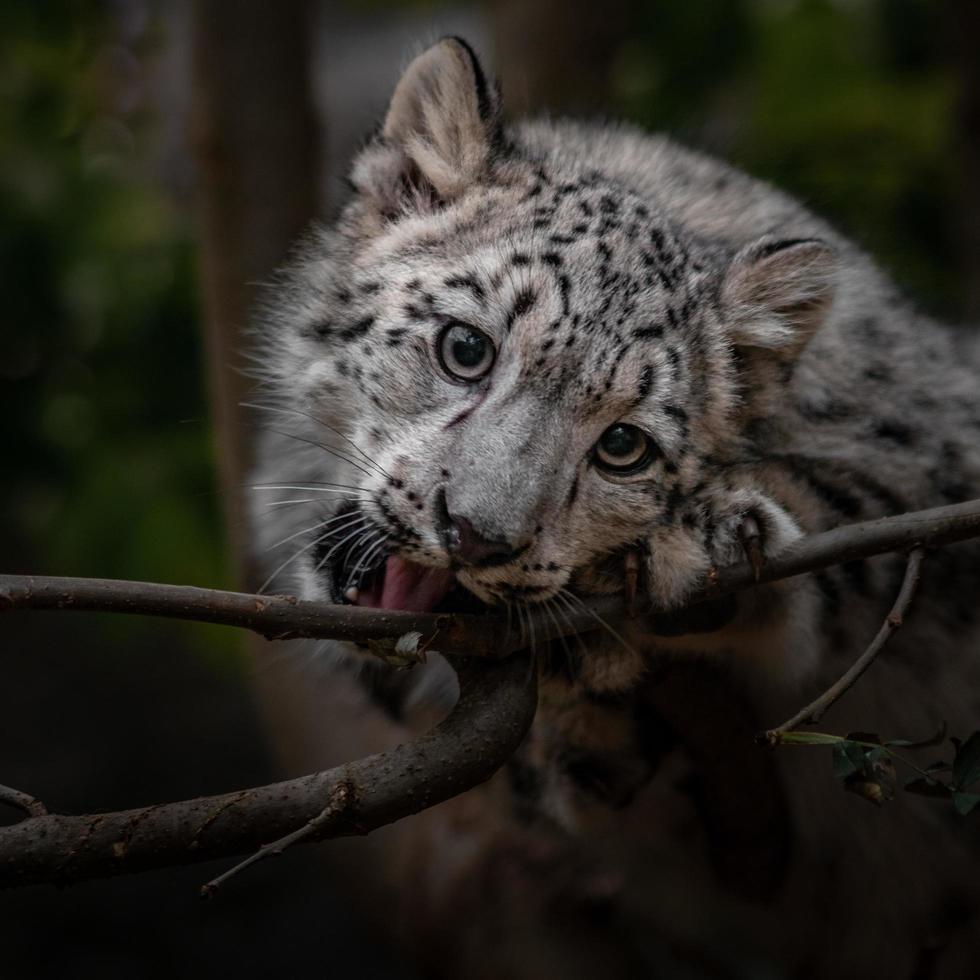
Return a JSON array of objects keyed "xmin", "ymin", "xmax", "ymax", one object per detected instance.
[{"xmin": 251, "ymin": 39, "xmax": 980, "ymax": 976}]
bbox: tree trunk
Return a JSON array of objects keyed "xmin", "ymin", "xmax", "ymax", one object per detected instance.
[
  {"xmin": 189, "ymin": 4, "xmax": 422, "ymax": 958},
  {"xmin": 191, "ymin": 0, "xmax": 320, "ymax": 578},
  {"xmin": 488, "ymin": 0, "xmax": 630, "ymax": 116}
]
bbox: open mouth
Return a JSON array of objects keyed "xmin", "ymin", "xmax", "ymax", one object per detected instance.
[
  {"xmin": 352, "ymin": 556, "xmax": 457, "ymax": 612},
  {"xmin": 314, "ymin": 507, "xmax": 485, "ymax": 614},
  {"xmin": 350, "ymin": 556, "xmax": 489, "ymax": 614}
]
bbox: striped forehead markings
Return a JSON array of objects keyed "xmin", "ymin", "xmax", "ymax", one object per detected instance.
[{"xmin": 443, "ymin": 273, "xmax": 487, "ymax": 303}]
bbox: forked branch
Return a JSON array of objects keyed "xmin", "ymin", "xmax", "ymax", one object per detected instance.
[
  {"xmin": 0, "ymin": 782, "xmax": 48, "ymax": 819},
  {"xmin": 201, "ymin": 780, "xmax": 354, "ymax": 898},
  {"xmin": 761, "ymin": 547, "xmax": 926, "ymax": 746},
  {"xmin": 0, "ymin": 653, "xmax": 536, "ymax": 889},
  {"xmin": 1, "ymin": 498, "xmax": 980, "ymax": 891}
]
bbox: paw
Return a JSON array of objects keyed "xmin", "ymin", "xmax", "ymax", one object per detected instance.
[
  {"xmin": 706, "ymin": 488, "xmax": 802, "ymax": 577},
  {"xmin": 642, "ymin": 518, "xmax": 714, "ymax": 610},
  {"xmin": 641, "ymin": 488, "xmax": 801, "ymax": 610}
]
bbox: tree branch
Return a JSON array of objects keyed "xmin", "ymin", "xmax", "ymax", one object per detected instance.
[
  {"xmin": 700, "ymin": 498, "xmax": 980, "ymax": 600},
  {"xmin": 0, "ymin": 782, "xmax": 48, "ymax": 819},
  {"xmin": 0, "ymin": 575, "xmax": 508, "ymax": 651},
  {"xmin": 2, "ymin": 498, "xmax": 979, "ymax": 651},
  {"xmin": 761, "ymin": 547, "xmax": 926, "ymax": 745},
  {"xmin": 200, "ymin": 779, "xmax": 353, "ymax": 898},
  {"xmin": 0, "ymin": 653, "xmax": 535, "ymax": 889},
  {"xmin": 2, "ymin": 498, "xmax": 979, "ymax": 891}
]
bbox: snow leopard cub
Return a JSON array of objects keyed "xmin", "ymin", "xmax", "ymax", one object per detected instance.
[{"xmin": 252, "ymin": 37, "xmax": 980, "ymax": 976}]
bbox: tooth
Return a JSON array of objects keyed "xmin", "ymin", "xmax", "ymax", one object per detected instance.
[{"xmin": 344, "ymin": 587, "xmax": 360, "ymax": 603}]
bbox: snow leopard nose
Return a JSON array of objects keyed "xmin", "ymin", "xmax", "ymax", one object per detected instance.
[
  {"xmin": 436, "ymin": 491, "xmax": 526, "ymax": 567},
  {"xmin": 447, "ymin": 514, "xmax": 523, "ymax": 567}
]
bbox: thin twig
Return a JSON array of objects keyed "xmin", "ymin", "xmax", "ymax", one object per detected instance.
[
  {"xmin": 761, "ymin": 548, "xmax": 926, "ymax": 746},
  {"xmin": 0, "ymin": 782, "xmax": 48, "ymax": 819},
  {"xmin": 0, "ymin": 653, "xmax": 536, "ymax": 890},
  {"xmin": 201, "ymin": 779, "xmax": 353, "ymax": 898}
]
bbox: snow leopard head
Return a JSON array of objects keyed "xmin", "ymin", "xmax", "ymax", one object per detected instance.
[{"xmin": 253, "ymin": 38, "xmax": 835, "ymax": 616}]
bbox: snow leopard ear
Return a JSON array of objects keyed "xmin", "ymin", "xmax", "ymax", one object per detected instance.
[
  {"xmin": 351, "ymin": 37, "xmax": 500, "ymax": 214},
  {"xmin": 722, "ymin": 237, "xmax": 837, "ymax": 358}
]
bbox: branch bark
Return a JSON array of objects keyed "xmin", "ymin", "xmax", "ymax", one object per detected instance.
[
  {"xmin": 2, "ymin": 497, "xmax": 980, "ymax": 891},
  {"xmin": 761, "ymin": 547, "xmax": 926, "ymax": 745},
  {"xmin": 200, "ymin": 779, "xmax": 354, "ymax": 898},
  {"xmin": 3, "ymin": 498, "xmax": 979, "ymax": 651},
  {"xmin": 699, "ymin": 497, "xmax": 980, "ymax": 600},
  {"xmin": 0, "ymin": 652, "xmax": 535, "ymax": 889},
  {"xmin": 0, "ymin": 782, "xmax": 47, "ymax": 819}
]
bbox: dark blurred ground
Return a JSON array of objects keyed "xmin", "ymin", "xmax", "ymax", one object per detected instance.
[
  {"xmin": 1, "ymin": 0, "xmax": 975, "ymax": 976},
  {"xmin": 1, "ymin": 614, "xmax": 406, "ymax": 978}
]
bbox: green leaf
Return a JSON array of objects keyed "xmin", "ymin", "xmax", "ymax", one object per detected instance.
[
  {"xmin": 952, "ymin": 792, "xmax": 980, "ymax": 816},
  {"xmin": 846, "ymin": 731, "xmax": 882, "ymax": 745},
  {"xmin": 884, "ymin": 722, "xmax": 947, "ymax": 750},
  {"xmin": 952, "ymin": 733, "xmax": 980, "ymax": 791},
  {"xmin": 904, "ymin": 777, "xmax": 952, "ymax": 798},
  {"xmin": 832, "ymin": 739, "xmax": 868, "ymax": 780},
  {"xmin": 779, "ymin": 731, "xmax": 844, "ymax": 746}
]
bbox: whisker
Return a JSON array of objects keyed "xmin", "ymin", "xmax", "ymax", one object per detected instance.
[
  {"xmin": 257, "ymin": 425, "xmax": 378, "ymax": 481},
  {"xmin": 265, "ymin": 510, "xmax": 366, "ymax": 554},
  {"xmin": 265, "ymin": 521, "xmax": 332, "ymax": 554},
  {"xmin": 346, "ymin": 534, "xmax": 389, "ymax": 589},
  {"xmin": 541, "ymin": 597, "xmax": 574, "ymax": 670},
  {"xmin": 507, "ymin": 602, "xmax": 527, "ymax": 650},
  {"xmin": 552, "ymin": 590, "xmax": 593, "ymax": 660},
  {"xmin": 514, "ymin": 602, "xmax": 530, "ymax": 652},
  {"xmin": 251, "ymin": 483, "xmax": 368, "ymax": 495},
  {"xmin": 553, "ymin": 594, "xmax": 595, "ymax": 681},
  {"xmin": 242, "ymin": 402, "xmax": 392, "ymax": 479},
  {"xmin": 558, "ymin": 587, "xmax": 636, "ymax": 655},
  {"xmin": 258, "ymin": 527, "xmax": 335, "ymax": 595},
  {"xmin": 347, "ymin": 529, "xmax": 383, "ymax": 572},
  {"xmin": 342, "ymin": 527, "xmax": 380, "ymax": 573},
  {"xmin": 524, "ymin": 601, "xmax": 538, "ymax": 656},
  {"xmin": 312, "ymin": 520, "xmax": 375, "ymax": 576},
  {"xmin": 261, "ymin": 513, "xmax": 373, "ymax": 593}
]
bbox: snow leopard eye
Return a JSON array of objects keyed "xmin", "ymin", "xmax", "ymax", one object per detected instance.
[
  {"xmin": 438, "ymin": 322, "xmax": 495, "ymax": 381},
  {"xmin": 594, "ymin": 423, "xmax": 652, "ymax": 473}
]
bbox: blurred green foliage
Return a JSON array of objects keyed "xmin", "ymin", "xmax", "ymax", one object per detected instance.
[
  {"xmin": 615, "ymin": 0, "xmax": 961, "ymax": 317},
  {"xmin": 0, "ymin": 6, "xmax": 967, "ymax": 973},
  {"xmin": 0, "ymin": 2, "xmax": 234, "ymax": 659},
  {"xmin": 0, "ymin": 0, "xmax": 966, "ymax": 663}
]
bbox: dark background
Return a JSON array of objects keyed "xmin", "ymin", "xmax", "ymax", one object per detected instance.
[{"xmin": 2, "ymin": 0, "xmax": 977, "ymax": 976}]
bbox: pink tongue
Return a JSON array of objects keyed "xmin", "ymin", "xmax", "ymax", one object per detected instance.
[{"xmin": 357, "ymin": 556, "xmax": 455, "ymax": 613}]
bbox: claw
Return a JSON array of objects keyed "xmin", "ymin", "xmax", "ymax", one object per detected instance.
[
  {"xmin": 624, "ymin": 550, "xmax": 640, "ymax": 617},
  {"xmin": 740, "ymin": 515, "xmax": 765, "ymax": 581}
]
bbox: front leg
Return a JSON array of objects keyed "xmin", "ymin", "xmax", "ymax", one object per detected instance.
[
  {"xmin": 643, "ymin": 485, "xmax": 803, "ymax": 611},
  {"xmin": 568, "ymin": 484, "xmax": 806, "ymax": 691}
]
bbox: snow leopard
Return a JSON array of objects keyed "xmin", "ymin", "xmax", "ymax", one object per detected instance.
[{"xmin": 250, "ymin": 38, "xmax": 980, "ymax": 980}]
